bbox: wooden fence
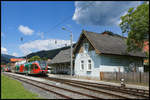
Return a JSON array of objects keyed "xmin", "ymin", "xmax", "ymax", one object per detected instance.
[
  {"xmin": 50, "ymin": 72, "xmax": 149, "ymax": 85},
  {"xmin": 100, "ymin": 72, "xmax": 149, "ymax": 85}
]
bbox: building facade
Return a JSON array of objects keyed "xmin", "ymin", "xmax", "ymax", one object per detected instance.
[
  {"xmin": 73, "ymin": 30, "xmax": 146, "ymax": 78},
  {"xmin": 48, "ymin": 48, "xmax": 74, "ymax": 75}
]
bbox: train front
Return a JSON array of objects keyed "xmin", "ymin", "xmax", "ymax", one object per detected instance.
[{"xmin": 38, "ymin": 61, "xmax": 48, "ymax": 75}]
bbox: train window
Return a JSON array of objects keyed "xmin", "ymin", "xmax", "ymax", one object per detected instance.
[
  {"xmin": 35, "ymin": 65, "xmax": 38, "ymax": 69},
  {"xmin": 25, "ymin": 66, "xmax": 28, "ymax": 71},
  {"xmin": 31, "ymin": 64, "xmax": 35, "ymax": 70}
]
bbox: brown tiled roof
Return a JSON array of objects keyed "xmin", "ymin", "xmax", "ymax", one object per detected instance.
[
  {"xmin": 49, "ymin": 48, "xmax": 71, "ymax": 64},
  {"xmin": 48, "ymin": 44, "xmax": 76, "ymax": 64},
  {"xmin": 74, "ymin": 30, "xmax": 146, "ymax": 58}
]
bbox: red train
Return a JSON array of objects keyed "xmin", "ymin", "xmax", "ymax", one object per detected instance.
[
  {"xmin": 1, "ymin": 65, "xmax": 11, "ymax": 72},
  {"xmin": 15, "ymin": 61, "xmax": 48, "ymax": 75}
]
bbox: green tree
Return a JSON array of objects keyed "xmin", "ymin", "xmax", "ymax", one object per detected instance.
[
  {"xmin": 42, "ymin": 57, "xmax": 47, "ymax": 61},
  {"xmin": 119, "ymin": 3, "xmax": 149, "ymax": 52},
  {"xmin": 1, "ymin": 62, "xmax": 6, "ymax": 65},
  {"xmin": 28, "ymin": 56, "xmax": 41, "ymax": 62}
]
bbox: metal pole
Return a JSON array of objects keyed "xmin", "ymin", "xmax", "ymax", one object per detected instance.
[
  {"xmin": 26, "ymin": 55, "xmax": 27, "ymax": 63},
  {"xmin": 62, "ymin": 27, "xmax": 73, "ymax": 77},
  {"xmin": 70, "ymin": 32, "xmax": 73, "ymax": 77}
]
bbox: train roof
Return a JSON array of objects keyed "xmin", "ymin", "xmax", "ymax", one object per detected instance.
[{"xmin": 15, "ymin": 60, "xmax": 47, "ymax": 66}]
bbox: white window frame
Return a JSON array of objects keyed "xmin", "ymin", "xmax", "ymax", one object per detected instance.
[
  {"xmin": 87, "ymin": 59, "xmax": 92, "ymax": 71},
  {"xmin": 80, "ymin": 60, "xmax": 84, "ymax": 70}
]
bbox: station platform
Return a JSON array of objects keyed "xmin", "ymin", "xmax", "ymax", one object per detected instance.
[{"xmin": 48, "ymin": 74, "xmax": 149, "ymax": 90}]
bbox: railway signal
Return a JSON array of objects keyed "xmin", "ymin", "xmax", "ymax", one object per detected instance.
[{"xmin": 120, "ymin": 78, "xmax": 126, "ymax": 88}]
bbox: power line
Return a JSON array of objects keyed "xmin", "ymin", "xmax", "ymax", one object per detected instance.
[
  {"xmin": 45, "ymin": 2, "xmax": 140, "ymax": 34},
  {"xmin": 46, "ymin": 2, "xmax": 94, "ymax": 34}
]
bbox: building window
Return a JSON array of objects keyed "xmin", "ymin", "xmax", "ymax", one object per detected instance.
[
  {"xmin": 81, "ymin": 60, "xmax": 84, "ymax": 70},
  {"xmin": 83, "ymin": 43, "xmax": 89, "ymax": 53},
  {"xmin": 88, "ymin": 60, "xmax": 92, "ymax": 70}
]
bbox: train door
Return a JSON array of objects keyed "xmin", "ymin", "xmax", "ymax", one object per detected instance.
[
  {"xmin": 30, "ymin": 64, "xmax": 35, "ymax": 74},
  {"xmin": 30, "ymin": 63, "xmax": 40, "ymax": 74},
  {"xmin": 28, "ymin": 64, "xmax": 31, "ymax": 74},
  {"xmin": 20, "ymin": 65, "xmax": 24, "ymax": 73},
  {"xmin": 33, "ymin": 63, "xmax": 40, "ymax": 74},
  {"xmin": 25, "ymin": 64, "xmax": 29, "ymax": 74}
]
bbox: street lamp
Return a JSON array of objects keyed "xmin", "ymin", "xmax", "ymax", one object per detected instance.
[
  {"xmin": 20, "ymin": 37, "xmax": 28, "ymax": 63},
  {"xmin": 62, "ymin": 27, "xmax": 73, "ymax": 77}
]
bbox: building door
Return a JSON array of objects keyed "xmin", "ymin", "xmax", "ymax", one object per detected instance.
[{"xmin": 100, "ymin": 72, "xmax": 104, "ymax": 80}]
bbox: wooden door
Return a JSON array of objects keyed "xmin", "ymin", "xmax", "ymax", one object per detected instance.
[{"xmin": 100, "ymin": 72, "xmax": 104, "ymax": 80}]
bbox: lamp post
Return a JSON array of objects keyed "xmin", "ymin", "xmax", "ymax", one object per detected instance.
[
  {"xmin": 62, "ymin": 27, "xmax": 73, "ymax": 77},
  {"xmin": 20, "ymin": 37, "xmax": 27, "ymax": 63}
]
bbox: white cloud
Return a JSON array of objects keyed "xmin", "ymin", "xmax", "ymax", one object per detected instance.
[
  {"xmin": 1, "ymin": 47, "xmax": 8, "ymax": 54},
  {"xmin": 12, "ymin": 52, "xmax": 18, "ymax": 57},
  {"xmin": 72, "ymin": 1, "xmax": 141, "ymax": 26},
  {"xmin": 19, "ymin": 39, "xmax": 74, "ymax": 55},
  {"xmin": 18, "ymin": 25, "xmax": 34, "ymax": 35}
]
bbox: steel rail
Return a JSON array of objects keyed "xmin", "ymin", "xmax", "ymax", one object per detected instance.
[
  {"xmin": 3, "ymin": 73, "xmax": 103, "ymax": 99},
  {"xmin": 48, "ymin": 77, "xmax": 149, "ymax": 93},
  {"xmin": 45, "ymin": 77, "xmax": 132, "ymax": 99},
  {"xmin": 3, "ymin": 74, "xmax": 72, "ymax": 99},
  {"xmin": 67, "ymin": 79, "xmax": 149, "ymax": 94},
  {"xmin": 46, "ymin": 77, "xmax": 149, "ymax": 99}
]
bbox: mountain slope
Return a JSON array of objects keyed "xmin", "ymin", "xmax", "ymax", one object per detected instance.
[
  {"xmin": 1, "ymin": 54, "xmax": 17, "ymax": 64},
  {"xmin": 26, "ymin": 44, "xmax": 76, "ymax": 59}
]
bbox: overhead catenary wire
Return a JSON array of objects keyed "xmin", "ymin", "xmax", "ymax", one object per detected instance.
[
  {"xmin": 45, "ymin": 2, "xmax": 96, "ymax": 34},
  {"xmin": 45, "ymin": 2, "xmax": 140, "ymax": 34}
]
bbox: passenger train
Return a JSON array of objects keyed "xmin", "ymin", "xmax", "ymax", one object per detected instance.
[{"xmin": 15, "ymin": 61, "xmax": 48, "ymax": 75}]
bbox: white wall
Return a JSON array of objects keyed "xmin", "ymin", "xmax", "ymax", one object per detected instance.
[
  {"xmin": 74, "ymin": 50, "xmax": 144, "ymax": 77},
  {"xmin": 75, "ymin": 50, "xmax": 101, "ymax": 77}
]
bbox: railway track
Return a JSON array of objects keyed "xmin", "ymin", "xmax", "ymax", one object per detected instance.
[
  {"xmin": 3, "ymin": 72, "xmax": 149, "ymax": 99},
  {"xmin": 3, "ymin": 73, "xmax": 104, "ymax": 99},
  {"xmin": 43, "ymin": 77, "xmax": 137, "ymax": 99},
  {"xmin": 44, "ymin": 77, "xmax": 149, "ymax": 99}
]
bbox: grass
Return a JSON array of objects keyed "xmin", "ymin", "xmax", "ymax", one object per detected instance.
[{"xmin": 1, "ymin": 74, "xmax": 41, "ymax": 99}]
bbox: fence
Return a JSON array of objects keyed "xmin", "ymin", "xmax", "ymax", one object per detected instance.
[
  {"xmin": 50, "ymin": 72, "xmax": 149, "ymax": 85},
  {"xmin": 100, "ymin": 72, "xmax": 149, "ymax": 85}
]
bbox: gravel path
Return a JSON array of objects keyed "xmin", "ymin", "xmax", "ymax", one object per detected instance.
[
  {"xmin": 21, "ymin": 78, "xmax": 92, "ymax": 99},
  {"xmin": 21, "ymin": 81, "xmax": 65, "ymax": 99}
]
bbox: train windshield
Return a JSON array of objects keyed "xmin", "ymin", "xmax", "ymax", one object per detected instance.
[{"xmin": 39, "ymin": 61, "xmax": 47, "ymax": 69}]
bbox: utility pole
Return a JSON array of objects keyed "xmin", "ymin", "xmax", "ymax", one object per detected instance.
[
  {"xmin": 70, "ymin": 32, "xmax": 73, "ymax": 77},
  {"xmin": 62, "ymin": 27, "xmax": 73, "ymax": 77},
  {"xmin": 20, "ymin": 37, "xmax": 27, "ymax": 63}
]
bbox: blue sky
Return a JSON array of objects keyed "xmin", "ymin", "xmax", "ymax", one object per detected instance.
[{"xmin": 1, "ymin": 1, "xmax": 142, "ymax": 57}]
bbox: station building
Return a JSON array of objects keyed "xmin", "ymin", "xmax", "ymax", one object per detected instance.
[
  {"xmin": 48, "ymin": 30, "xmax": 146, "ymax": 78},
  {"xmin": 73, "ymin": 30, "xmax": 145, "ymax": 78}
]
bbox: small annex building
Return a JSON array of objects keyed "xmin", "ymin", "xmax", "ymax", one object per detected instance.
[
  {"xmin": 73, "ymin": 30, "xmax": 146, "ymax": 78},
  {"xmin": 49, "ymin": 44, "xmax": 75, "ymax": 74}
]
